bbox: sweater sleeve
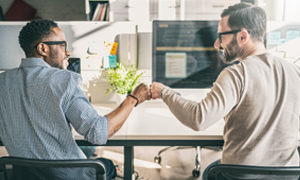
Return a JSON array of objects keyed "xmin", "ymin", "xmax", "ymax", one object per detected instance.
[{"xmin": 160, "ymin": 65, "xmax": 243, "ymax": 131}]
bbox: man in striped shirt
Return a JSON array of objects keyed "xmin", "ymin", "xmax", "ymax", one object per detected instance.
[{"xmin": 0, "ymin": 19, "xmax": 151, "ymax": 180}]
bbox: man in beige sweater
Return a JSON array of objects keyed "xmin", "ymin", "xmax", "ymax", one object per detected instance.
[{"xmin": 150, "ymin": 2, "xmax": 300, "ymax": 180}]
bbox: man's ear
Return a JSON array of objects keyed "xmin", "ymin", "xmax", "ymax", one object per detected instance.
[
  {"xmin": 240, "ymin": 29, "xmax": 250, "ymax": 44},
  {"xmin": 36, "ymin": 43, "xmax": 48, "ymax": 57}
]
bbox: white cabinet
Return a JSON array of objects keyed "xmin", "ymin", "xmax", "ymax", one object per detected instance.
[
  {"xmin": 158, "ymin": 0, "xmax": 177, "ymax": 20},
  {"xmin": 183, "ymin": 0, "xmax": 240, "ymax": 20},
  {"xmin": 128, "ymin": 0, "xmax": 150, "ymax": 22},
  {"xmin": 204, "ymin": 1, "xmax": 236, "ymax": 13},
  {"xmin": 109, "ymin": 0, "xmax": 240, "ymax": 21},
  {"xmin": 155, "ymin": 0, "xmax": 239, "ymax": 21},
  {"xmin": 109, "ymin": 0, "xmax": 130, "ymax": 21},
  {"xmin": 109, "ymin": 0, "xmax": 150, "ymax": 22},
  {"xmin": 108, "ymin": 0, "xmax": 300, "ymax": 22}
]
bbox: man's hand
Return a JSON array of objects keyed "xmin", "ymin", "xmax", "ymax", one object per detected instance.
[
  {"xmin": 150, "ymin": 82, "xmax": 166, "ymax": 99},
  {"xmin": 131, "ymin": 83, "xmax": 151, "ymax": 105}
]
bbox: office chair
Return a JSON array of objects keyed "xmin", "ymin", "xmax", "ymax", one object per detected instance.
[
  {"xmin": 154, "ymin": 146, "xmax": 222, "ymax": 177},
  {"xmin": 206, "ymin": 164, "xmax": 300, "ymax": 180},
  {"xmin": 0, "ymin": 156, "xmax": 106, "ymax": 180}
]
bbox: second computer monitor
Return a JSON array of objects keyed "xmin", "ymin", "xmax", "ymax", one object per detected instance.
[{"xmin": 152, "ymin": 20, "xmax": 235, "ymax": 88}]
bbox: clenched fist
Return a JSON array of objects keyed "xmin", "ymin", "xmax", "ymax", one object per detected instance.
[
  {"xmin": 150, "ymin": 82, "xmax": 166, "ymax": 99},
  {"xmin": 131, "ymin": 83, "xmax": 151, "ymax": 105}
]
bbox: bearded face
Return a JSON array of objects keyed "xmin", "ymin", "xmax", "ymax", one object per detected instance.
[{"xmin": 223, "ymin": 34, "xmax": 241, "ymax": 63}]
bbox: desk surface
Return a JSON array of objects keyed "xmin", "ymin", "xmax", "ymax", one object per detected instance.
[
  {"xmin": 75, "ymin": 100, "xmax": 300, "ymax": 142},
  {"xmin": 74, "ymin": 100, "xmax": 224, "ymax": 141}
]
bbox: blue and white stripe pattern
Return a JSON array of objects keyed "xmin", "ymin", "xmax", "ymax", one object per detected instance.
[{"xmin": 0, "ymin": 58, "xmax": 108, "ymax": 160}]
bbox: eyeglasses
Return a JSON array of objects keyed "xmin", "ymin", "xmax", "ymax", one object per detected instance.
[
  {"xmin": 218, "ymin": 30, "xmax": 241, "ymax": 43},
  {"xmin": 34, "ymin": 41, "xmax": 68, "ymax": 52}
]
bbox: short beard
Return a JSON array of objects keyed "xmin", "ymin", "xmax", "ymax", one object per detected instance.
[
  {"xmin": 223, "ymin": 35, "xmax": 241, "ymax": 63},
  {"xmin": 48, "ymin": 49, "xmax": 64, "ymax": 69}
]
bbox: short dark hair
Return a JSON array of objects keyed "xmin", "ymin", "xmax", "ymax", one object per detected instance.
[
  {"xmin": 221, "ymin": 2, "xmax": 266, "ymax": 43},
  {"xmin": 18, "ymin": 19, "xmax": 58, "ymax": 56}
]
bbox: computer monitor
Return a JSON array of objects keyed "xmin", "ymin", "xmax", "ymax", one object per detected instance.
[
  {"xmin": 152, "ymin": 20, "xmax": 235, "ymax": 88},
  {"xmin": 67, "ymin": 58, "xmax": 81, "ymax": 74}
]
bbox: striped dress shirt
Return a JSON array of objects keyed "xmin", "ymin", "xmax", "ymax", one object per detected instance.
[{"xmin": 0, "ymin": 58, "xmax": 108, "ymax": 160}]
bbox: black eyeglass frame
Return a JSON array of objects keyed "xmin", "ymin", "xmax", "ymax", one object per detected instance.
[
  {"xmin": 218, "ymin": 30, "xmax": 242, "ymax": 43},
  {"xmin": 34, "ymin": 41, "xmax": 68, "ymax": 52}
]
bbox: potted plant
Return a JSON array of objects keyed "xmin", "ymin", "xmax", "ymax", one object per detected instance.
[{"xmin": 104, "ymin": 63, "xmax": 145, "ymax": 103}]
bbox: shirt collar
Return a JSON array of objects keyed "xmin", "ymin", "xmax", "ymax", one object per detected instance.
[{"xmin": 19, "ymin": 58, "xmax": 51, "ymax": 68}]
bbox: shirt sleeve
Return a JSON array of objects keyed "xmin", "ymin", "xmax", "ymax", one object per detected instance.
[
  {"xmin": 160, "ymin": 65, "xmax": 243, "ymax": 131},
  {"xmin": 63, "ymin": 74, "xmax": 108, "ymax": 145}
]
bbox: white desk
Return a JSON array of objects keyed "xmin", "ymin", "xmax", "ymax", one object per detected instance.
[
  {"xmin": 74, "ymin": 100, "xmax": 225, "ymax": 140},
  {"xmin": 74, "ymin": 100, "xmax": 224, "ymax": 180}
]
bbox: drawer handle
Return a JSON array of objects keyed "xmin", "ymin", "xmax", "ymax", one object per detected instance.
[
  {"xmin": 168, "ymin": 5, "xmax": 180, "ymax": 8},
  {"xmin": 213, "ymin": 5, "xmax": 224, "ymax": 8}
]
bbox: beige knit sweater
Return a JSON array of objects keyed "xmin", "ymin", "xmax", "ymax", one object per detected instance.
[{"xmin": 160, "ymin": 53, "xmax": 300, "ymax": 166}]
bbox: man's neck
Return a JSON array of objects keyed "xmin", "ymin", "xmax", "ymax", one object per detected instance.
[{"xmin": 240, "ymin": 42, "xmax": 267, "ymax": 60}]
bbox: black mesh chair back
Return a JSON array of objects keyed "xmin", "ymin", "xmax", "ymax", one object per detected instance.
[
  {"xmin": 206, "ymin": 164, "xmax": 300, "ymax": 180},
  {"xmin": 0, "ymin": 156, "xmax": 106, "ymax": 180}
]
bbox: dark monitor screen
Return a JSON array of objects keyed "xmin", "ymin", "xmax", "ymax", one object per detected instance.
[
  {"xmin": 67, "ymin": 58, "xmax": 81, "ymax": 74},
  {"xmin": 152, "ymin": 20, "xmax": 235, "ymax": 88}
]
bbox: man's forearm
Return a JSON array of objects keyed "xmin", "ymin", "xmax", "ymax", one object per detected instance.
[{"xmin": 105, "ymin": 96, "xmax": 137, "ymax": 138}]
